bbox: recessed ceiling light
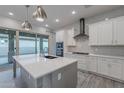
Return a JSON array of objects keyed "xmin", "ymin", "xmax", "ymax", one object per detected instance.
[
  {"xmin": 8, "ymin": 12, "xmax": 14, "ymax": 16},
  {"xmin": 55, "ymin": 19, "xmax": 59, "ymax": 22},
  {"xmin": 45, "ymin": 24, "xmax": 48, "ymax": 27},
  {"xmin": 72, "ymin": 10, "xmax": 76, "ymax": 15},
  {"xmin": 105, "ymin": 18, "xmax": 109, "ymax": 21}
]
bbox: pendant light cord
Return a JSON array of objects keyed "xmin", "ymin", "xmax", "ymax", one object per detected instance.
[{"xmin": 26, "ymin": 5, "xmax": 29, "ymax": 21}]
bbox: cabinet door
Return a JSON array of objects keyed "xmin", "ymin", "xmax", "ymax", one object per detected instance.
[
  {"xmin": 67, "ymin": 29, "xmax": 76, "ymax": 46},
  {"xmin": 109, "ymin": 59, "xmax": 122, "ymax": 79},
  {"xmin": 98, "ymin": 58, "xmax": 109, "ymax": 76},
  {"xmin": 98, "ymin": 21, "xmax": 113, "ymax": 45},
  {"xmin": 89, "ymin": 24, "xmax": 98, "ymax": 45},
  {"xmin": 88, "ymin": 56, "xmax": 98, "ymax": 72},
  {"xmin": 56, "ymin": 31, "xmax": 64, "ymax": 42},
  {"xmin": 114, "ymin": 16, "xmax": 124, "ymax": 45},
  {"xmin": 67, "ymin": 29, "xmax": 72, "ymax": 45}
]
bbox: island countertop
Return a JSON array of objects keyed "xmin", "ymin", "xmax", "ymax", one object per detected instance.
[{"xmin": 13, "ymin": 54, "xmax": 77, "ymax": 79}]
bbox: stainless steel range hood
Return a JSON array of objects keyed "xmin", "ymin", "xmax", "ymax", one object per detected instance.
[{"xmin": 74, "ymin": 18, "xmax": 89, "ymax": 39}]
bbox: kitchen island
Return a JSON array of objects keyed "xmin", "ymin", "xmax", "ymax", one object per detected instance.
[{"xmin": 12, "ymin": 54, "xmax": 77, "ymax": 88}]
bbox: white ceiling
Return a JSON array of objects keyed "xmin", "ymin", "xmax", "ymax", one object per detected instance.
[{"xmin": 0, "ymin": 5, "xmax": 122, "ymax": 30}]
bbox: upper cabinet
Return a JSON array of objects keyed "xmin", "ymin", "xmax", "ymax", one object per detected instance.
[
  {"xmin": 56, "ymin": 30, "xmax": 64, "ymax": 42},
  {"xmin": 89, "ymin": 16, "xmax": 124, "ymax": 46},
  {"xmin": 67, "ymin": 28, "xmax": 76, "ymax": 46},
  {"xmin": 97, "ymin": 20, "xmax": 113, "ymax": 45},
  {"xmin": 114, "ymin": 16, "xmax": 124, "ymax": 45},
  {"xmin": 73, "ymin": 21, "xmax": 80, "ymax": 36},
  {"xmin": 89, "ymin": 23, "xmax": 98, "ymax": 45}
]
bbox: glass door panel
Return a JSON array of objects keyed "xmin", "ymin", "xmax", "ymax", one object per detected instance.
[
  {"xmin": 37, "ymin": 35, "xmax": 48, "ymax": 55},
  {"xmin": 43, "ymin": 38, "xmax": 48, "ymax": 54},
  {"xmin": 0, "ymin": 29, "xmax": 15, "ymax": 65},
  {"xmin": 0, "ymin": 33, "xmax": 8, "ymax": 65},
  {"xmin": 19, "ymin": 32, "xmax": 36, "ymax": 55}
]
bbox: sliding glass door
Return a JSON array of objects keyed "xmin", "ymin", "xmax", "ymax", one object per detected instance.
[
  {"xmin": 0, "ymin": 29, "xmax": 15, "ymax": 65},
  {"xmin": 37, "ymin": 35, "xmax": 48, "ymax": 54},
  {"xmin": 0, "ymin": 29, "xmax": 49, "ymax": 66},
  {"xmin": 19, "ymin": 32, "xmax": 48, "ymax": 55},
  {"xmin": 19, "ymin": 32, "xmax": 36, "ymax": 55}
]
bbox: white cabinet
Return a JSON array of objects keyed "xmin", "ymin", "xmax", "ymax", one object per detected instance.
[
  {"xmin": 109, "ymin": 60, "xmax": 122, "ymax": 79},
  {"xmin": 56, "ymin": 30, "xmax": 64, "ymax": 42},
  {"xmin": 98, "ymin": 58, "xmax": 110, "ymax": 76},
  {"xmin": 89, "ymin": 16, "xmax": 124, "ymax": 46},
  {"xmin": 64, "ymin": 53, "xmax": 88, "ymax": 71},
  {"xmin": 67, "ymin": 28, "xmax": 76, "ymax": 46},
  {"xmin": 77, "ymin": 55, "xmax": 89, "ymax": 71},
  {"xmin": 73, "ymin": 22, "xmax": 80, "ymax": 36},
  {"xmin": 113, "ymin": 16, "xmax": 124, "ymax": 45},
  {"xmin": 88, "ymin": 56, "xmax": 98, "ymax": 72},
  {"xmin": 89, "ymin": 20, "xmax": 113, "ymax": 46},
  {"xmin": 98, "ymin": 57, "xmax": 122, "ymax": 80},
  {"xmin": 97, "ymin": 20, "xmax": 113, "ymax": 45},
  {"xmin": 89, "ymin": 23, "xmax": 98, "ymax": 45}
]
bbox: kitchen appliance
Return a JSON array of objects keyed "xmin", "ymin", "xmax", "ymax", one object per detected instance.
[
  {"xmin": 56, "ymin": 42, "xmax": 64, "ymax": 57},
  {"xmin": 74, "ymin": 18, "xmax": 89, "ymax": 38}
]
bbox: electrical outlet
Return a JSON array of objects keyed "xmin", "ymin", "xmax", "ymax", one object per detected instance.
[{"xmin": 58, "ymin": 73, "xmax": 61, "ymax": 80}]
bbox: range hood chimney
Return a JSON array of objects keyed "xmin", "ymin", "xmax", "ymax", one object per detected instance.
[{"xmin": 74, "ymin": 18, "xmax": 89, "ymax": 39}]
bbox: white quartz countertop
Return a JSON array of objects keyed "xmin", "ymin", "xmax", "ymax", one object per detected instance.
[{"xmin": 13, "ymin": 54, "xmax": 77, "ymax": 79}]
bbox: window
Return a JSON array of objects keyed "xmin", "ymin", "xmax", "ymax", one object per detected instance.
[{"xmin": 19, "ymin": 32, "xmax": 36, "ymax": 55}]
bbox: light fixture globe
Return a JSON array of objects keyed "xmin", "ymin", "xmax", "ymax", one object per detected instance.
[
  {"xmin": 33, "ymin": 6, "xmax": 47, "ymax": 22},
  {"xmin": 22, "ymin": 5, "xmax": 32, "ymax": 31},
  {"xmin": 22, "ymin": 20, "xmax": 32, "ymax": 31}
]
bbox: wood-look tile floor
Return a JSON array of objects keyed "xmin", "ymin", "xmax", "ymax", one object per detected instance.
[
  {"xmin": 77, "ymin": 71, "xmax": 124, "ymax": 88},
  {"xmin": 0, "ymin": 68, "xmax": 124, "ymax": 88}
]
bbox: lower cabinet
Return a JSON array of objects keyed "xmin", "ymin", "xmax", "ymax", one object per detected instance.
[
  {"xmin": 88, "ymin": 56, "xmax": 98, "ymax": 72},
  {"xmin": 65, "ymin": 53, "xmax": 124, "ymax": 81},
  {"xmin": 78, "ymin": 57, "xmax": 88, "ymax": 71},
  {"xmin": 98, "ymin": 58, "xmax": 110, "ymax": 76},
  {"xmin": 109, "ymin": 60, "xmax": 122, "ymax": 79},
  {"xmin": 64, "ymin": 53, "xmax": 88, "ymax": 71},
  {"xmin": 98, "ymin": 57, "xmax": 122, "ymax": 80}
]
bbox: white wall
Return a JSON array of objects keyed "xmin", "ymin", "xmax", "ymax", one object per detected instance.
[
  {"xmin": 0, "ymin": 15, "xmax": 56, "ymax": 55},
  {"xmin": 55, "ymin": 21, "xmax": 90, "ymax": 53}
]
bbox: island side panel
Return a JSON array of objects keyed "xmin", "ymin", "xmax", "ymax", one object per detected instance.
[
  {"xmin": 20, "ymin": 68, "xmax": 38, "ymax": 88},
  {"xmin": 51, "ymin": 62, "xmax": 77, "ymax": 88},
  {"xmin": 18, "ymin": 61, "xmax": 77, "ymax": 88}
]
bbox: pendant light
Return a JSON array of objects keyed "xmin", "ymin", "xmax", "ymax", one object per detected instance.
[
  {"xmin": 33, "ymin": 5, "xmax": 47, "ymax": 22},
  {"xmin": 22, "ymin": 5, "xmax": 32, "ymax": 31}
]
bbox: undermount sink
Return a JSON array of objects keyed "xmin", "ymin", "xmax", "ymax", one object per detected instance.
[{"xmin": 44, "ymin": 55, "xmax": 58, "ymax": 59}]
